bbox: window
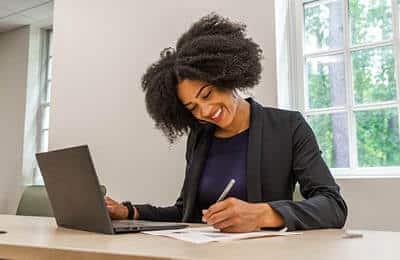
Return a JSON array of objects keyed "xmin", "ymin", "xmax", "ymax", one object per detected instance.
[
  {"xmin": 41, "ymin": 30, "xmax": 52, "ymax": 152},
  {"xmin": 33, "ymin": 30, "xmax": 53, "ymax": 184},
  {"xmin": 292, "ymin": 0, "xmax": 400, "ymax": 176}
]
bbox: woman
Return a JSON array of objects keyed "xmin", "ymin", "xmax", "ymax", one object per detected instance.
[{"xmin": 105, "ymin": 13, "xmax": 347, "ymax": 232}]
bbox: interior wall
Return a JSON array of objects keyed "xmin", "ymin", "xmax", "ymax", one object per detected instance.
[
  {"xmin": 337, "ymin": 178, "xmax": 400, "ymax": 231},
  {"xmin": 0, "ymin": 26, "xmax": 30, "ymax": 214}
]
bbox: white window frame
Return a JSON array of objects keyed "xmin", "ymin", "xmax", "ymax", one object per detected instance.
[
  {"xmin": 33, "ymin": 29, "xmax": 52, "ymax": 184},
  {"xmin": 290, "ymin": 0, "xmax": 400, "ymax": 177},
  {"xmin": 40, "ymin": 29, "xmax": 52, "ymax": 152}
]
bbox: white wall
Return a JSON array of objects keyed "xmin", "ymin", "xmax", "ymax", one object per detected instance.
[
  {"xmin": 51, "ymin": 0, "xmax": 277, "ymax": 206},
  {"xmin": 337, "ymin": 178, "xmax": 400, "ymax": 231},
  {"xmin": 0, "ymin": 26, "xmax": 30, "ymax": 214}
]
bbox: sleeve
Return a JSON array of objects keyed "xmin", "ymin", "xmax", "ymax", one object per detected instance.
[
  {"xmin": 268, "ymin": 112, "xmax": 348, "ymax": 231},
  {"xmin": 133, "ymin": 130, "xmax": 197, "ymax": 222},
  {"xmin": 133, "ymin": 193, "xmax": 184, "ymax": 222}
]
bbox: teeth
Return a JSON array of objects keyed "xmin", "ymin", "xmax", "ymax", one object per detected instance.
[{"xmin": 212, "ymin": 108, "xmax": 222, "ymax": 119}]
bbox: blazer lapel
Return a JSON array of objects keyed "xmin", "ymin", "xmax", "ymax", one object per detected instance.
[
  {"xmin": 246, "ymin": 98, "xmax": 263, "ymax": 202},
  {"xmin": 182, "ymin": 124, "xmax": 215, "ymax": 221}
]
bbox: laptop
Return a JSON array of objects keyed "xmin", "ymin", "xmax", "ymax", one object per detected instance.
[{"xmin": 36, "ymin": 145, "xmax": 188, "ymax": 234}]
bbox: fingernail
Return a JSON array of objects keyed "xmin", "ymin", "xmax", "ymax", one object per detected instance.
[
  {"xmin": 202, "ymin": 209, "xmax": 208, "ymax": 214},
  {"xmin": 202, "ymin": 217, "xmax": 206, "ymax": 222}
]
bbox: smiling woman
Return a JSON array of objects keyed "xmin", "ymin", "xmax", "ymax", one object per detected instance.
[{"xmin": 105, "ymin": 13, "xmax": 348, "ymax": 233}]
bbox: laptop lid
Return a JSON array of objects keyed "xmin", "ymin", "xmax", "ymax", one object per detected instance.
[{"xmin": 36, "ymin": 145, "xmax": 114, "ymax": 234}]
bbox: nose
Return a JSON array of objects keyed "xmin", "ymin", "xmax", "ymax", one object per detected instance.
[{"xmin": 199, "ymin": 103, "xmax": 213, "ymax": 118}]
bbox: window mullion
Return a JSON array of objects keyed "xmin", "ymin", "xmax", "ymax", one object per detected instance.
[
  {"xmin": 306, "ymin": 106, "xmax": 348, "ymax": 115},
  {"xmin": 343, "ymin": 0, "xmax": 358, "ymax": 170},
  {"xmin": 353, "ymin": 101, "xmax": 398, "ymax": 111},
  {"xmin": 349, "ymin": 40, "xmax": 393, "ymax": 52}
]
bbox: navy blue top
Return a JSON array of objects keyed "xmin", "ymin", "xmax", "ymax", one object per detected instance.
[{"xmin": 196, "ymin": 129, "xmax": 249, "ymax": 210}]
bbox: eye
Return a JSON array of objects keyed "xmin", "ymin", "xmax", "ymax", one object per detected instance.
[
  {"xmin": 203, "ymin": 90, "xmax": 212, "ymax": 99},
  {"xmin": 189, "ymin": 105, "xmax": 197, "ymax": 112}
]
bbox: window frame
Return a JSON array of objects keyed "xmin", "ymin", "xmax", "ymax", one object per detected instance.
[
  {"xmin": 33, "ymin": 29, "xmax": 52, "ymax": 184},
  {"xmin": 291, "ymin": 0, "xmax": 400, "ymax": 177}
]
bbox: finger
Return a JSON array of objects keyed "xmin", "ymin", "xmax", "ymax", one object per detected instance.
[
  {"xmin": 105, "ymin": 196, "xmax": 117, "ymax": 203},
  {"xmin": 207, "ymin": 208, "xmax": 233, "ymax": 225},
  {"xmin": 106, "ymin": 205, "xmax": 114, "ymax": 211},
  {"xmin": 220, "ymin": 226, "xmax": 241, "ymax": 233},
  {"xmin": 213, "ymin": 217, "xmax": 238, "ymax": 230},
  {"xmin": 105, "ymin": 200, "xmax": 114, "ymax": 206},
  {"xmin": 203, "ymin": 198, "xmax": 234, "ymax": 219}
]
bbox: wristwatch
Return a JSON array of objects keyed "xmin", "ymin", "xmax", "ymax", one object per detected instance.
[{"xmin": 122, "ymin": 201, "xmax": 134, "ymax": 220}]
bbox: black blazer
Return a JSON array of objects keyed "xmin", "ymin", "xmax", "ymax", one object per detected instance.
[{"xmin": 135, "ymin": 98, "xmax": 348, "ymax": 231}]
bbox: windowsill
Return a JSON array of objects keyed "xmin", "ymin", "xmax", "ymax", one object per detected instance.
[
  {"xmin": 332, "ymin": 167, "xmax": 400, "ymax": 179},
  {"xmin": 334, "ymin": 175, "xmax": 400, "ymax": 180}
]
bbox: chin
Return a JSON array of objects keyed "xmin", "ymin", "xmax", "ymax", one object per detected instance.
[{"xmin": 216, "ymin": 118, "xmax": 233, "ymax": 130}]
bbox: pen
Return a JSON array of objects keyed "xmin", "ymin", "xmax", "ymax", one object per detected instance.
[{"xmin": 216, "ymin": 179, "xmax": 236, "ymax": 202}]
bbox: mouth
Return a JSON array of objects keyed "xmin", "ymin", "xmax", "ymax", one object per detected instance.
[{"xmin": 210, "ymin": 106, "xmax": 224, "ymax": 123}]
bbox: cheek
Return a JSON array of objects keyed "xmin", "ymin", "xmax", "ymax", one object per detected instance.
[
  {"xmin": 225, "ymin": 98, "xmax": 238, "ymax": 117},
  {"xmin": 190, "ymin": 109, "xmax": 203, "ymax": 121}
]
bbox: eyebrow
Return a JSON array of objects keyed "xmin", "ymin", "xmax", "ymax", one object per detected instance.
[{"xmin": 184, "ymin": 84, "xmax": 211, "ymax": 106}]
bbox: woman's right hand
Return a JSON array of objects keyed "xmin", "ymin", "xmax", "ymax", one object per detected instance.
[{"xmin": 104, "ymin": 196, "xmax": 129, "ymax": 220}]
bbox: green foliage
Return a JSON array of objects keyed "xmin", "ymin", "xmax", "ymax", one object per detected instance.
[
  {"xmin": 308, "ymin": 114, "xmax": 334, "ymax": 167},
  {"xmin": 356, "ymin": 109, "xmax": 400, "ymax": 166},
  {"xmin": 352, "ymin": 46, "xmax": 396, "ymax": 104},
  {"xmin": 349, "ymin": 0, "xmax": 392, "ymax": 45},
  {"xmin": 306, "ymin": 61, "xmax": 331, "ymax": 108}
]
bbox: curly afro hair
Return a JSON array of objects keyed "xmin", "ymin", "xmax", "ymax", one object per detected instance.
[{"xmin": 141, "ymin": 13, "xmax": 263, "ymax": 143}]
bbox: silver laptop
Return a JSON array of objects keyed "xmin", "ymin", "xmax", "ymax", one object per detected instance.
[{"xmin": 36, "ymin": 145, "xmax": 187, "ymax": 234}]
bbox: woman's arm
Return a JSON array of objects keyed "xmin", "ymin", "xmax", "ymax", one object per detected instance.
[
  {"xmin": 268, "ymin": 112, "xmax": 348, "ymax": 231},
  {"xmin": 133, "ymin": 192, "xmax": 184, "ymax": 222}
]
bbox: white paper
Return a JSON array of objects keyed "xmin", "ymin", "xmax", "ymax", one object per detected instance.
[{"xmin": 142, "ymin": 226, "xmax": 301, "ymax": 244}]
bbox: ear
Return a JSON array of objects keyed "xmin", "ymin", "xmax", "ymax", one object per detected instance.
[{"xmin": 231, "ymin": 89, "xmax": 241, "ymax": 103}]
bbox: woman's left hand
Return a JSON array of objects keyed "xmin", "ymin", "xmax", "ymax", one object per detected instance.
[{"xmin": 202, "ymin": 197, "xmax": 284, "ymax": 233}]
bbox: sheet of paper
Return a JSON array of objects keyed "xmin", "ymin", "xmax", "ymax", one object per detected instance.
[{"xmin": 142, "ymin": 226, "xmax": 301, "ymax": 244}]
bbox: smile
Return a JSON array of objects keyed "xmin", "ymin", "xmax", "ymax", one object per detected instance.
[{"xmin": 211, "ymin": 107, "xmax": 223, "ymax": 122}]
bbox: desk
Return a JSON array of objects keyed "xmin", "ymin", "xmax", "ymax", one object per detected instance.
[{"xmin": 0, "ymin": 214, "xmax": 399, "ymax": 260}]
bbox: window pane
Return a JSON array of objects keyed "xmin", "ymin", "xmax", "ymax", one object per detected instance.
[
  {"xmin": 305, "ymin": 54, "xmax": 346, "ymax": 109},
  {"xmin": 356, "ymin": 108, "xmax": 400, "ymax": 167},
  {"xmin": 352, "ymin": 46, "xmax": 397, "ymax": 104},
  {"xmin": 33, "ymin": 166, "xmax": 44, "ymax": 185},
  {"xmin": 48, "ymin": 30, "xmax": 53, "ymax": 57},
  {"xmin": 41, "ymin": 129, "xmax": 49, "ymax": 152},
  {"xmin": 349, "ymin": 0, "xmax": 393, "ymax": 45},
  {"xmin": 307, "ymin": 113, "xmax": 350, "ymax": 168},
  {"xmin": 304, "ymin": 0, "xmax": 344, "ymax": 53},
  {"xmin": 42, "ymin": 106, "xmax": 50, "ymax": 130}
]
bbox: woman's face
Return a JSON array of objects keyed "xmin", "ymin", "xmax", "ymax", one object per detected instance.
[{"xmin": 177, "ymin": 79, "xmax": 239, "ymax": 129}]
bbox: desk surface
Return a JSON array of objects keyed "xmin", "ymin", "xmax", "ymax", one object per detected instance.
[{"xmin": 0, "ymin": 214, "xmax": 399, "ymax": 260}]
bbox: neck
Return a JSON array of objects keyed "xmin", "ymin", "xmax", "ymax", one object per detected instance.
[{"xmin": 215, "ymin": 98, "xmax": 250, "ymax": 138}]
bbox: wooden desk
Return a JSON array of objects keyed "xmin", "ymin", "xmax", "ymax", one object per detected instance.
[{"xmin": 0, "ymin": 214, "xmax": 399, "ymax": 260}]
